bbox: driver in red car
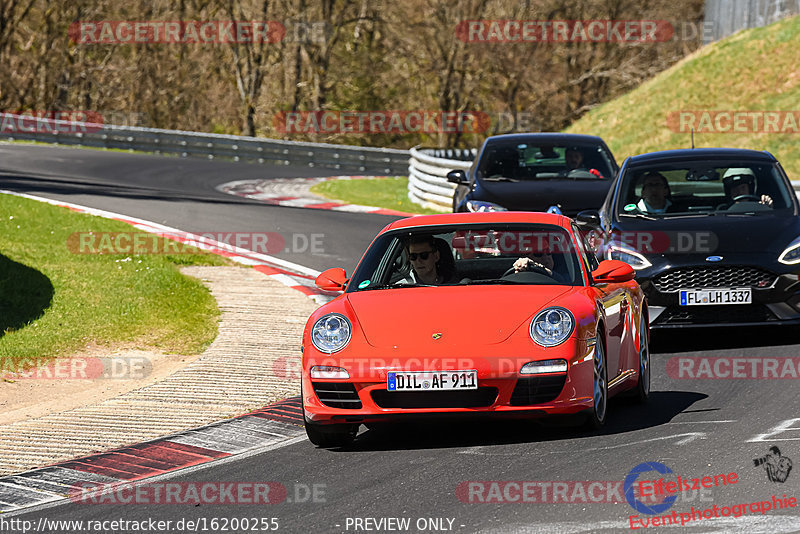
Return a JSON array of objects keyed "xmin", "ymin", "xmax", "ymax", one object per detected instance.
[
  {"xmin": 723, "ymin": 167, "xmax": 773, "ymax": 207},
  {"xmin": 513, "ymin": 251, "xmax": 555, "ymax": 275},
  {"xmin": 511, "ymin": 250, "xmax": 569, "ymax": 283}
]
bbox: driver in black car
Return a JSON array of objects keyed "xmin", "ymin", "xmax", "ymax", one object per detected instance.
[
  {"xmin": 722, "ymin": 168, "xmax": 773, "ymax": 207},
  {"xmin": 564, "ymin": 146, "xmax": 602, "ymax": 178},
  {"xmin": 565, "ymin": 147, "xmax": 584, "ymax": 171}
]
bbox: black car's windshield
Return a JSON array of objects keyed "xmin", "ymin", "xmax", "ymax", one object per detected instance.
[
  {"xmin": 347, "ymin": 223, "xmax": 585, "ymax": 291},
  {"xmin": 616, "ymin": 162, "xmax": 795, "ymax": 218},
  {"xmin": 476, "ymin": 141, "xmax": 616, "ymax": 181}
]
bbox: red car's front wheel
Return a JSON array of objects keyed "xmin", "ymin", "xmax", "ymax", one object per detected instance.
[{"xmin": 585, "ymin": 336, "xmax": 608, "ymax": 429}]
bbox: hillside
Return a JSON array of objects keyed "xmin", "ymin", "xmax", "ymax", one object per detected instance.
[{"xmin": 566, "ymin": 15, "xmax": 800, "ymax": 177}]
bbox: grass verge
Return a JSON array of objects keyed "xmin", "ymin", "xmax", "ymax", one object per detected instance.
[
  {"xmin": 566, "ymin": 15, "xmax": 800, "ymax": 177},
  {"xmin": 0, "ymin": 193, "xmax": 231, "ymax": 363},
  {"xmin": 310, "ymin": 177, "xmax": 447, "ymax": 215}
]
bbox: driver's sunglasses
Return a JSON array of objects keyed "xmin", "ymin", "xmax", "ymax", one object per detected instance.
[{"xmin": 408, "ymin": 250, "xmax": 434, "ymax": 261}]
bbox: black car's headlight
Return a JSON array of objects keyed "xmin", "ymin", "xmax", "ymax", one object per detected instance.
[
  {"xmin": 310, "ymin": 314, "xmax": 352, "ymax": 353},
  {"xmin": 530, "ymin": 307, "xmax": 574, "ymax": 347},
  {"xmin": 607, "ymin": 244, "xmax": 652, "ymax": 270},
  {"xmin": 466, "ymin": 200, "xmax": 507, "ymax": 212},
  {"xmin": 779, "ymin": 237, "xmax": 800, "ymax": 265}
]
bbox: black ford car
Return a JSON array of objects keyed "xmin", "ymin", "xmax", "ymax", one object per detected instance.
[
  {"xmin": 448, "ymin": 133, "xmax": 618, "ymax": 216},
  {"xmin": 578, "ymin": 148, "xmax": 800, "ymax": 328}
]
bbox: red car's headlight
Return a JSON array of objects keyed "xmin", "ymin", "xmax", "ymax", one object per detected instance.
[
  {"xmin": 530, "ymin": 307, "xmax": 574, "ymax": 347},
  {"xmin": 310, "ymin": 313, "xmax": 352, "ymax": 353}
]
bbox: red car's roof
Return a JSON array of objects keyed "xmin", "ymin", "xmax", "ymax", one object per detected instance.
[{"xmin": 382, "ymin": 211, "xmax": 571, "ymax": 232}]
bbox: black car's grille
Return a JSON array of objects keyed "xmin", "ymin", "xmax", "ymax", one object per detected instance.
[
  {"xmin": 509, "ymin": 375, "xmax": 567, "ymax": 406},
  {"xmin": 312, "ymin": 382, "xmax": 362, "ymax": 409},
  {"xmin": 371, "ymin": 387, "xmax": 498, "ymax": 409},
  {"xmin": 655, "ymin": 305, "xmax": 777, "ymax": 325},
  {"xmin": 652, "ymin": 267, "xmax": 777, "ymax": 293}
]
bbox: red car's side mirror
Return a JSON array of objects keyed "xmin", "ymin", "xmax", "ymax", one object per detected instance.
[
  {"xmin": 315, "ymin": 268, "xmax": 348, "ymax": 291},
  {"xmin": 592, "ymin": 260, "xmax": 635, "ymax": 284}
]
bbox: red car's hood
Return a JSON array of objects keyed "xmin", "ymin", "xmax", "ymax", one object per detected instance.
[{"xmin": 347, "ymin": 285, "xmax": 573, "ymax": 348}]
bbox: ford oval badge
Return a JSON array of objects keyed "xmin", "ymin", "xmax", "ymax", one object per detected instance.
[{"xmin": 705, "ymin": 256, "xmax": 723, "ymax": 262}]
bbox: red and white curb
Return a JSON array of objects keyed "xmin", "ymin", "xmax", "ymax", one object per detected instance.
[
  {"xmin": 0, "ymin": 190, "xmax": 337, "ymax": 305},
  {"xmin": 0, "ymin": 398, "xmax": 304, "ymax": 514},
  {"xmin": 217, "ymin": 176, "xmax": 417, "ymax": 216}
]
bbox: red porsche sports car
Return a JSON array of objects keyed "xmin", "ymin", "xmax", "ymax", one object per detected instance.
[{"xmin": 301, "ymin": 212, "xmax": 649, "ymax": 447}]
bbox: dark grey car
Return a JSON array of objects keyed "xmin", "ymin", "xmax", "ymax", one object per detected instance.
[{"xmin": 448, "ymin": 133, "xmax": 618, "ymax": 216}]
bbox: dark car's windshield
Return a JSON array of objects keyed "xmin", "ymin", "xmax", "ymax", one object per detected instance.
[
  {"xmin": 476, "ymin": 141, "xmax": 616, "ymax": 181},
  {"xmin": 616, "ymin": 161, "xmax": 795, "ymax": 218},
  {"xmin": 348, "ymin": 223, "xmax": 586, "ymax": 291}
]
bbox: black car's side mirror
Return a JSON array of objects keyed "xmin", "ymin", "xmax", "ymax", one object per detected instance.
[
  {"xmin": 446, "ymin": 170, "xmax": 468, "ymax": 185},
  {"xmin": 576, "ymin": 210, "xmax": 601, "ymax": 226}
]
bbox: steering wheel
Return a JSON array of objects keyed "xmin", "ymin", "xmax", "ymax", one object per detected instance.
[
  {"xmin": 731, "ymin": 194, "xmax": 760, "ymax": 203},
  {"xmin": 502, "ymin": 264, "xmax": 552, "ymax": 277}
]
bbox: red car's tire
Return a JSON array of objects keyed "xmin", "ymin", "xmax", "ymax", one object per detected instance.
[
  {"xmin": 585, "ymin": 334, "xmax": 608, "ymax": 429},
  {"xmin": 631, "ymin": 311, "xmax": 651, "ymax": 404}
]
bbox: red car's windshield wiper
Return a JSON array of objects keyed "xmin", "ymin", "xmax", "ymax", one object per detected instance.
[{"xmin": 355, "ymin": 282, "xmax": 436, "ymax": 291}]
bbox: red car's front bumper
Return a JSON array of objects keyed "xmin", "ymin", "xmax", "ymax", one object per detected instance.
[{"xmin": 302, "ymin": 338, "xmax": 597, "ymax": 425}]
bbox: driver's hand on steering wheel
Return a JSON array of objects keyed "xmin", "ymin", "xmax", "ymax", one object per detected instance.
[
  {"xmin": 513, "ymin": 257, "xmax": 552, "ymax": 275},
  {"xmin": 761, "ymin": 194, "xmax": 773, "ymax": 206}
]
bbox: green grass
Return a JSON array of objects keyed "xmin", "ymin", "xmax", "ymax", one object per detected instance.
[
  {"xmin": 310, "ymin": 177, "xmax": 447, "ymax": 215},
  {"xmin": 565, "ymin": 15, "xmax": 800, "ymax": 178},
  {"xmin": 0, "ymin": 193, "xmax": 231, "ymax": 363}
]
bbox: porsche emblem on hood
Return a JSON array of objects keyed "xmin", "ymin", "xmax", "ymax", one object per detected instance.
[{"xmin": 432, "ymin": 333, "xmax": 443, "ymax": 340}]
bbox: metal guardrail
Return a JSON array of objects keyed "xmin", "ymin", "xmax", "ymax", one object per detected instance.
[
  {"xmin": 409, "ymin": 145, "xmax": 800, "ymax": 211},
  {"xmin": 0, "ymin": 113, "xmax": 410, "ymax": 175},
  {"xmin": 408, "ymin": 146, "xmax": 475, "ymax": 211},
  {"xmin": 704, "ymin": 0, "xmax": 800, "ymax": 42}
]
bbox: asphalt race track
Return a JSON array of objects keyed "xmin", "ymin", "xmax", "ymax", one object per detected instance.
[{"xmin": 3, "ymin": 144, "xmax": 800, "ymax": 533}]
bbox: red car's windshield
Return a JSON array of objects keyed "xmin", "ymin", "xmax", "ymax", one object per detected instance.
[{"xmin": 348, "ymin": 223, "xmax": 586, "ymax": 291}]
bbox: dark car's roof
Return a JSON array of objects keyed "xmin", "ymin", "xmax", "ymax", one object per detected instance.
[
  {"xmin": 627, "ymin": 148, "xmax": 777, "ymax": 165},
  {"xmin": 483, "ymin": 132, "xmax": 608, "ymax": 145}
]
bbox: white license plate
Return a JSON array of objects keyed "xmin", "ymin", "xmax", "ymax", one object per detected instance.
[
  {"xmin": 679, "ymin": 288, "xmax": 752, "ymax": 306},
  {"xmin": 387, "ymin": 370, "xmax": 478, "ymax": 391}
]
